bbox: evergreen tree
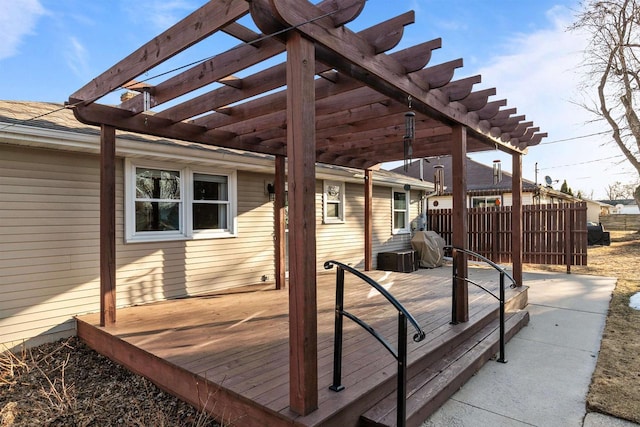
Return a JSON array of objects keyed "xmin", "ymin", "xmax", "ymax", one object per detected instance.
[{"xmin": 560, "ymin": 179, "xmax": 574, "ymax": 196}]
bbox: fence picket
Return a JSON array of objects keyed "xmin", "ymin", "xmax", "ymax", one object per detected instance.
[{"xmin": 427, "ymin": 202, "xmax": 587, "ymax": 267}]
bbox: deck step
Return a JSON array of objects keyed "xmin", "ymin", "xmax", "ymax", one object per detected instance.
[{"xmin": 359, "ymin": 309, "xmax": 530, "ymax": 427}]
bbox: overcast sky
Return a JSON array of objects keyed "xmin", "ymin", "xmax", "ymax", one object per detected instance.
[{"xmin": 1, "ymin": 0, "xmax": 636, "ymax": 199}]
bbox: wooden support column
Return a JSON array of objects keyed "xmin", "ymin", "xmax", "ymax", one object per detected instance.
[
  {"xmin": 274, "ymin": 155, "xmax": 287, "ymax": 289},
  {"xmin": 364, "ymin": 169, "xmax": 373, "ymax": 271},
  {"xmin": 286, "ymin": 32, "xmax": 318, "ymax": 415},
  {"xmin": 512, "ymin": 153, "xmax": 523, "ymax": 285},
  {"xmin": 100, "ymin": 125, "xmax": 116, "ymax": 326},
  {"xmin": 452, "ymin": 125, "xmax": 468, "ymax": 323}
]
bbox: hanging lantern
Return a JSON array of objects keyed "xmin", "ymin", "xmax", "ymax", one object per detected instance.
[
  {"xmin": 403, "ymin": 111, "xmax": 415, "ymax": 172},
  {"xmin": 434, "ymin": 164, "xmax": 445, "ymax": 195},
  {"xmin": 493, "ymin": 159, "xmax": 502, "ymax": 184}
]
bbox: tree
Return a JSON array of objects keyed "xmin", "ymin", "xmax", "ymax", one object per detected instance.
[
  {"xmin": 605, "ymin": 180, "xmax": 634, "ymax": 199},
  {"xmin": 572, "ymin": 0, "xmax": 640, "ymax": 212},
  {"xmin": 560, "ymin": 179, "xmax": 574, "ymax": 196}
]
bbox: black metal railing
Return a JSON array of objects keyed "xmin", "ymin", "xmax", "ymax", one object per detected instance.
[
  {"xmin": 446, "ymin": 246, "xmax": 516, "ymax": 363},
  {"xmin": 324, "ymin": 260, "xmax": 425, "ymax": 427}
]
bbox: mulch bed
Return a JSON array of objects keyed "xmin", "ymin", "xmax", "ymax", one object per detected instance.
[{"xmin": 1, "ymin": 337, "xmax": 220, "ymax": 426}]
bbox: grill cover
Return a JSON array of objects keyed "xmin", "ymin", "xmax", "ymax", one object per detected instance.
[{"xmin": 411, "ymin": 231, "xmax": 446, "ymax": 268}]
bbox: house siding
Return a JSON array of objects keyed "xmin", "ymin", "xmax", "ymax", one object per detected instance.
[
  {"xmin": 0, "ymin": 145, "xmax": 277, "ymax": 348},
  {"xmin": 0, "ymin": 145, "xmax": 102, "ymax": 347},
  {"xmin": 115, "ymin": 169, "xmax": 276, "ymax": 306},
  {"xmin": 316, "ymin": 181, "xmax": 367, "ymax": 269},
  {"xmin": 371, "ymin": 186, "xmax": 414, "ymax": 267},
  {"xmin": 429, "ymin": 192, "xmax": 535, "ymax": 210},
  {"xmin": 1, "ymin": 142, "xmax": 422, "ymax": 348}
]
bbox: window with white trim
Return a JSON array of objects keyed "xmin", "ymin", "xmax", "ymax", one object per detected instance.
[
  {"xmin": 392, "ymin": 189, "xmax": 410, "ymax": 234},
  {"xmin": 125, "ymin": 160, "xmax": 237, "ymax": 242},
  {"xmin": 471, "ymin": 196, "xmax": 501, "ymax": 208},
  {"xmin": 323, "ymin": 180, "xmax": 345, "ymax": 223}
]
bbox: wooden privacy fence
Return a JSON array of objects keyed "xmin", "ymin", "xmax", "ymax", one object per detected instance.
[{"xmin": 427, "ymin": 202, "xmax": 588, "ymax": 269}]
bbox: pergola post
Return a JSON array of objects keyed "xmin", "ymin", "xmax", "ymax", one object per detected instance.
[
  {"xmin": 100, "ymin": 125, "xmax": 116, "ymax": 326},
  {"xmin": 274, "ymin": 155, "xmax": 287, "ymax": 289},
  {"xmin": 286, "ymin": 31, "xmax": 318, "ymax": 415},
  {"xmin": 364, "ymin": 168, "xmax": 373, "ymax": 271},
  {"xmin": 452, "ymin": 125, "xmax": 469, "ymax": 323},
  {"xmin": 511, "ymin": 153, "xmax": 524, "ymax": 286}
]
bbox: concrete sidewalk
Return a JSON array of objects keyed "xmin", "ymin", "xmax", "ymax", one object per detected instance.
[{"xmin": 421, "ymin": 270, "xmax": 638, "ymax": 427}]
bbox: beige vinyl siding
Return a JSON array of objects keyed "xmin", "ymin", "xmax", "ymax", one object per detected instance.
[
  {"xmin": 0, "ymin": 145, "xmax": 102, "ymax": 348},
  {"xmin": 0, "ymin": 145, "xmax": 276, "ymax": 348},
  {"xmin": 315, "ymin": 182, "xmax": 419, "ymax": 271},
  {"xmin": 2, "ymin": 141, "xmax": 425, "ymax": 348},
  {"xmin": 370, "ymin": 187, "xmax": 414, "ymax": 268},
  {"xmin": 316, "ymin": 182, "xmax": 366, "ymax": 269},
  {"xmin": 115, "ymin": 170, "xmax": 276, "ymax": 305}
]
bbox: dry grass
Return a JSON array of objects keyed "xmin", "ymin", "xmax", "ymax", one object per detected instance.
[{"xmin": 525, "ymin": 230, "xmax": 640, "ymax": 424}]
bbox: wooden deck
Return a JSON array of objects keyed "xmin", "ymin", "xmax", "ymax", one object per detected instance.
[{"xmin": 76, "ymin": 266, "xmax": 528, "ymax": 427}]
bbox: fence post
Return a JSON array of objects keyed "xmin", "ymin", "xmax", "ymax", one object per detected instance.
[{"xmin": 564, "ymin": 204, "xmax": 572, "ymax": 274}]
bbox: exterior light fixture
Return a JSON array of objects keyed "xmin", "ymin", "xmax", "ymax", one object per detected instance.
[{"xmin": 267, "ymin": 183, "xmax": 276, "ymax": 201}]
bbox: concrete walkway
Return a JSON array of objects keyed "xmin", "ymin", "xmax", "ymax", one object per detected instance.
[{"xmin": 422, "ymin": 270, "xmax": 638, "ymax": 427}]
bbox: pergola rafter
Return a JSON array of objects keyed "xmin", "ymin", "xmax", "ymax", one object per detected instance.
[{"xmin": 69, "ymin": 0, "xmax": 546, "ymax": 165}]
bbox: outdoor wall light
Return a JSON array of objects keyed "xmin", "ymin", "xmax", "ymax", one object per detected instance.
[{"xmin": 267, "ymin": 183, "xmax": 276, "ymax": 201}]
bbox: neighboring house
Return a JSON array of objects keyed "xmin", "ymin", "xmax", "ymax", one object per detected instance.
[
  {"xmin": 0, "ymin": 101, "xmax": 433, "ymax": 349},
  {"xmin": 588, "ymin": 200, "xmax": 613, "ymax": 220},
  {"xmin": 391, "ymin": 156, "xmax": 604, "ymax": 222},
  {"xmin": 601, "ymin": 199, "xmax": 639, "ymax": 214},
  {"xmin": 392, "ymin": 155, "xmax": 576, "ymax": 208}
]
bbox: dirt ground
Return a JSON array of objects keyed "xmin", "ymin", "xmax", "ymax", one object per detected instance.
[
  {"xmin": 0, "ymin": 338, "xmax": 220, "ymax": 426},
  {"xmin": 1, "ymin": 231, "xmax": 639, "ymax": 426},
  {"xmin": 524, "ymin": 230, "xmax": 640, "ymax": 424}
]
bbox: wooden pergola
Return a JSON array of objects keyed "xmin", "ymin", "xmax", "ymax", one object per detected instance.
[{"xmin": 67, "ymin": 0, "xmax": 546, "ymax": 416}]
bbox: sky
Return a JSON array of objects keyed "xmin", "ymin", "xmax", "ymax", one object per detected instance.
[{"xmin": 0, "ymin": 0, "xmax": 637, "ymax": 200}]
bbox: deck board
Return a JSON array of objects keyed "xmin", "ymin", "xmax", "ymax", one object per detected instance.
[{"xmin": 77, "ymin": 266, "xmax": 525, "ymax": 427}]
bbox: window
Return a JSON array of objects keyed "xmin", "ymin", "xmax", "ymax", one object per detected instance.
[
  {"xmin": 193, "ymin": 173, "xmax": 229, "ymax": 231},
  {"xmin": 392, "ymin": 189, "xmax": 410, "ymax": 234},
  {"xmin": 472, "ymin": 196, "xmax": 501, "ymax": 208},
  {"xmin": 135, "ymin": 167, "xmax": 182, "ymax": 233},
  {"xmin": 125, "ymin": 160, "xmax": 236, "ymax": 242},
  {"xmin": 323, "ymin": 181, "xmax": 345, "ymax": 223}
]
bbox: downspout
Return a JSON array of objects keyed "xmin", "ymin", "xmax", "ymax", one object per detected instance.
[{"xmin": 419, "ymin": 157, "xmax": 439, "ymax": 231}]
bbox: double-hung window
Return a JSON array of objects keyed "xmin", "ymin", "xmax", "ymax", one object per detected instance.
[
  {"xmin": 125, "ymin": 160, "xmax": 236, "ymax": 242},
  {"xmin": 392, "ymin": 189, "xmax": 410, "ymax": 234},
  {"xmin": 192, "ymin": 173, "xmax": 229, "ymax": 233},
  {"xmin": 134, "ymin": 167, "xmax": 182, "ymax": 235},
  {"xmin": 323, "ymin": 181, "xmax": 345, "ymax": 223}
]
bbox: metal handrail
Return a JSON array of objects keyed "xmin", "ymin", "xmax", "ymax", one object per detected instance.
[
  {"xmin": 324, "ymin": 260, "xmax": 426, "ymax": 427},
  {"xmin": 445, "ymin": 245, "xmax": 516, "ymax": 363}
]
